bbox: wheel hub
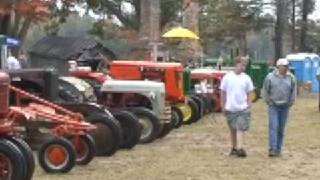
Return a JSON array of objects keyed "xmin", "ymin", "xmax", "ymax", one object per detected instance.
[
  {"xmin": 138, "ymin": 117, "xmax": 153, "ymax": 140},
  {"xmin": 44, "ymin": 145, "xmax": 69, "ymax": 169},
  {"xmin": 0, "ymin": 153, "xmax": 12, "ymax": 180}
]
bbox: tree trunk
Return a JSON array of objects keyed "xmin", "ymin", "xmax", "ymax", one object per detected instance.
[
  {"xmin": 0, "ymin": 14, "xmax": 11, "ymax": 34},
  {"xmin": 182, "ymin": 0, "xmax": 202, "ymax": 64},
  {"xmin": 10, "ymin": 11, "xmax": 22, "ymax": 37},
  {"xmin": 238, "ymin": 32, "xmax": 248, "ymax": 56},
  {"xmin": 18, "ymin": 17, "xmax": 32, "ymax": 42},
  {"xmin": 139, "ymin": 0, "xmax": 160, "ymax": 42},
  {"xmin": 300, "ymin": 0, "xmax": 309, "ymax": 52},
  {"xmin": 274, "ymin": 0, "xmax": 288, "ymax": 61},
  {"xmin": 291, "ymin": 0, "xmax": 296, "ymax": 52}
]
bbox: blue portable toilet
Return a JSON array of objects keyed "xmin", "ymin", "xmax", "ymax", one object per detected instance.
[
  {"xmin": 286, "ymin": 54, "xmax": 306, "ymax": 82},
  {"xmin": 303, "ymin": 57, "xmax": 312, "ymax": 82},
  {"xmin": 311, "ymin": 57, "xmax": 320, "ymax": 93},
  {"xmin": 286, "ymin": 53, "xmax": 318, "ymax": 83}
]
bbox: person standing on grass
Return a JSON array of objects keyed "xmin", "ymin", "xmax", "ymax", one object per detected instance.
[
  {"xmin": 262, "ymin": 58, "xmax": 297, "ymax": 157},
  {"xmin": 220, "ymin": 56, "xmax": 254, "ymax": 158}
]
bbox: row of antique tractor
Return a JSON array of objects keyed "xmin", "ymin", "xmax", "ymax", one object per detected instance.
[{"xmin": 0, "ymin": 58, "xmax": 227, "ymax": 179}]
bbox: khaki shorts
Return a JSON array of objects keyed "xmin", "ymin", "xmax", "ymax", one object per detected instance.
[{"xmin": 224, "ymin": 108, "xmax": 251, "ymax": 131}]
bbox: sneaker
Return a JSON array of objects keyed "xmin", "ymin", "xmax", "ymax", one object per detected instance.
[
  {"xmin": 229, "ymin": 148, "xmax": 237, "ymax": 156},
  {"xmin": 269, "ymin": 149, "xmax": 280, "ymax": 157},
  {"xmin": 236, "ymin": 149, "xmax": 247, "ymax": 158}
]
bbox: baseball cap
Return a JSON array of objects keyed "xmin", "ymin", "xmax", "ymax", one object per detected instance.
[{"xmin": 276, "ymin": 58, "xmax": 289, "ymax": 66}]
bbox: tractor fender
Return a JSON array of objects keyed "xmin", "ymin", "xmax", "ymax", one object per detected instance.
[{"xmin": 58, "ymin": 102, "xmax": 113, "ymax": 118}]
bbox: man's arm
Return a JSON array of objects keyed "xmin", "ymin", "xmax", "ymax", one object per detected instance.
[
  {"xmin": 246, "ymin": 76, "xmax": 255, "ymax": 107},
  {"xmin": 220, "ymin": 76, "xmax": 227, "ymax": 111},
  {"xmin": 289, "ymin": 76, "xmax": 297, "ymax": 106},
  {"xmin": 221, "ymin": 90, "xmax": 226, "ymax": 111},
  {"xmin": 262, "ymin": 75, "xmax": 271, "ymax": 105},
  {"xmin": 247, "ymin": 91, "xmax": 253, "ymax": 107}
]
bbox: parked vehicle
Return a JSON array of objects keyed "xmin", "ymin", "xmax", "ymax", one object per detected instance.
[
  {"xmin": 110, "ymin": 60, "xmax": 201, "ymax": 126},
  {"xmin": 69, "ymin": 67, "xmax": 172, "ymax": 143}
]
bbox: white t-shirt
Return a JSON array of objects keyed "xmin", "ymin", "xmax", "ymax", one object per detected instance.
[
  {"xmin": 7, "ymin": 56, "xmax": 21, "ymax": 70},
  {"xmin": 220, "ymin": 71, "xmax": 254, "ymax": 112}
]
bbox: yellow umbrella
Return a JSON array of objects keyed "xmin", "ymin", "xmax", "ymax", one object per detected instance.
[{"xmin": 162, "ymin": 27, "xmax": 200, "ymax": 40}]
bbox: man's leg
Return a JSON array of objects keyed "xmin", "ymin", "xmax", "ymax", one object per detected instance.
[
  {"xmin": 226, "ymin": 113, "xmax": 237, "ymax": 155},
  {"xmin": 277, "ymin": 106, "xmax": 289, "ymax": 153},
  {"xmin": 236, "ymin": 130, "xmax": 244, "ymax": 150},
  {"xmin": 230, "ymin": 129, "xmax": 237, "ymax": 149},
  {"xmin": 269, "ymin": 106, "xmax": 279, "ymax": 153},
  {"xmin": 235, "ymin": 130, "xmax": 247, "ymax": 157}
]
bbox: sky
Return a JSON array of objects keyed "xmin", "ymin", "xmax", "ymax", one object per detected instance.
[
  {"xmin": 263, "ymin": 0, "xmax": 320, "ymax": 20},
  {"xmin": 60, "ymin": 0, "xmax": 320, "ymax": 21},
  {"xmin": 310, "ymin": 0, "xmax": 320, "ymax": 20}
]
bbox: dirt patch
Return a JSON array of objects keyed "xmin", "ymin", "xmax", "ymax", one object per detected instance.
[{"xmin": 34, "ymin": 97, "xmax": 320, "ymax": 180}]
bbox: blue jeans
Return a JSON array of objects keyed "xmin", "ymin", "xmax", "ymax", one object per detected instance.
[{"xmin": 268, "ymin": 105, "xmax": 289, "ymax": 153}]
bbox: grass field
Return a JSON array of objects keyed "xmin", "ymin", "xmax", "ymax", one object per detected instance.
[{"xmin": 34, "ymin": 97, "xmax": 320, "ymax": 180}]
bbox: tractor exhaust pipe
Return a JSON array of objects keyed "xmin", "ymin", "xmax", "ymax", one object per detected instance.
[{"xmin": 0, "ymin": 71, "xmax": 10, "ymax": 118}]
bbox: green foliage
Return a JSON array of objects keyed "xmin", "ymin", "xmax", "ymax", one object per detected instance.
[
  {"xmin": 84, "ymin": 0, "xmax": 181, "ymax": 30},
  {"xmin": 160, "ymin": 0, "xmax": 182, "ymax": 28},
  {"xmin": 88, "ymin": 21, "xmax": 105, "ymax": 38},
  {"xmin": 200, "ymin": 0, "xmax": 267, "ymax": 40}
]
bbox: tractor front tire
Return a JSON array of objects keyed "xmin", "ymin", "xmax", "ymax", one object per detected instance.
[
  {"xmin": 0, "ymin": 139, "xmax": 27, "ymax": 180},
  {"xmin": 172, "ymin": 106, "xmax": 183, "ymax": 128},
  {"xmin": 7, "ymin": 137, "xmax": 35, "ymax": 180},
  {"xmin": 130, "ymin": 107, "xmax": 161, "ymax": 144},
  {"xmin": 38, "ymin": 137, "xmax": 76, "ymax": 173},
  {"xmin": 68, "ymin": 134, "xmax": 96, "ymax": 165},
  {"xmin": 157, "ymin": 121, "xmax": 174, "ymax": 138},
  {"xmin": 184, "ymin": 98, "xmax": 200, "ymax": 125},
  {"xmin": 191, "ymin": 95, "xmax": 205, "ymax": 120}
]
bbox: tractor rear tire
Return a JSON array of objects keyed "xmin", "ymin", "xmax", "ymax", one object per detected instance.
[
  {"xmin": 86, "ymin": 114, "xmax": 122, "ymax": 156},
  {"xmin": 157, "ymin": 121, "xmax": 174, "ymax": 138},
  {"xmin": 7, "ymin": 137, "xmax": 35, "ymax": 180},
  {"xmin": 112, "ymin": 110, "xmax": 142, "ymax": 149},
  {"xmin": 0, "ymin": 139, "xmax": 27, "ymax": 180},
  {"xmin": 172, "ymin": 106, "xmax": 183, "ymax": 128},
  {"xmin": 191, "ymin": 95, "xmax": 205, "ymax": 120},
  {"xmin": 68, "ymin": 134, "xmax": 96, "ymax": 165},
  {"xmin": 38, "ymin": 137, "xmax": 76, "ymax": 173},
  {"xmin": 130, "ymin": 108, "xmax": 161, "ymax": 144},
  {"xmin": 184, "ymin": 98, "xmax": 200, "ymax": 125},
  {"xmin": 208, "ymin": 98, "xmax": 215, "ymax": 113},
  {"xmin": 198, "ymin": 95, "xmax": 211, "ymax": 114}
]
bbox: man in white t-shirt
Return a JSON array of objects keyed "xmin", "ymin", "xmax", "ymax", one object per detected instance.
[{"xmin": 220, "ymin": 56, "xmax": 254, "ymax": 158}]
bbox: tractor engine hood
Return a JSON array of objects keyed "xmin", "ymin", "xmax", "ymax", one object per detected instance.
[
  {"xmin": 101, "ymin": 80, "xmax": 165, "ymax": 95},
  {"xmin": 59, "ymin": 76, "xmax": 97, "ymax": 102}
]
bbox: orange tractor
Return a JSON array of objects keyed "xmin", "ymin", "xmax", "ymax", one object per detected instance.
[
  {"xmin": 110, "ymin": 61, "xmax": 201, "ymax": 127},
  {"xmin": 0, "ymin": 71, "xmax": 97, "ymax": 180}
]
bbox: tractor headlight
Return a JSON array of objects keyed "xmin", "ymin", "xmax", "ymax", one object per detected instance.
[{"xmin": 149, "ymin": 92, "xmax": 156, "ymax": 99}]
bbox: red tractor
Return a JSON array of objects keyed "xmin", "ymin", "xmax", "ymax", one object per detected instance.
[
  {"xmin": 8, "ymin": 68, "xmax": 129, "ymax": 157},
  {"xmin": 110, "ymin": 60, "xmax": 201, "ymax": 126},
  {"xmin": 190, "ymin": 68, "xmax": 227, "ymax": 112},
  {"xmin": 0, "ymin": 71, "xmax": 97, "ymax": 179}
]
